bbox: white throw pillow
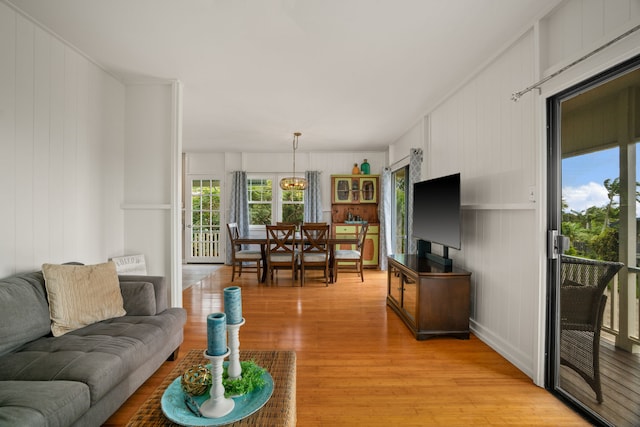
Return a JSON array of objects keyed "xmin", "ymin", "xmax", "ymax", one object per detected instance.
[{"xmin": 42, "ymin": 261, "xmax": 126, "ymax": 337}]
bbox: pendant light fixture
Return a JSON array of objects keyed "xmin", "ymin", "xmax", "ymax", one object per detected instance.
[{"xmin": 279, "ymin": 132, "xmax": 308, "ymax": 190}]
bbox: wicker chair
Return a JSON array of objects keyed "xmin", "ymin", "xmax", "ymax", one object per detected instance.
[{"xmin": 559, "ymin": 255, "xmax": 624, "ymax": 403}]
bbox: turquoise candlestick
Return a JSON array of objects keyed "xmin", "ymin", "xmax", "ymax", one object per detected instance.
[
  {"xmin": 224, "ymin": 286, "xmax": 243, "ymax": 325},
  {"xmin": 206, "ymin": 313, "xmax": 227, "ymax": 356}
]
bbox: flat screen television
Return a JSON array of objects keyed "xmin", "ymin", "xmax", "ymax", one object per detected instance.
[{"xmin": 412, "ymin": 173, "xmax": 461, "ymax": 265}]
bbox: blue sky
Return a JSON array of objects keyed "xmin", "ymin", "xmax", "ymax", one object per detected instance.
[{"xmin": 562, "ymin": 148, "xmax": 619, "ymax": 213}]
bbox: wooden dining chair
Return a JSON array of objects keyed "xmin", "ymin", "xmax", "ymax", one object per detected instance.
[
  {"xmin": 299, "ymin": 224, "xmax": 330, "ymax": 287},
  {"xmin": 276, "ymin": 221, "xmax": 300, "ymax": 228},
  {"xmin": 265, "ymin": 224, "xmax": 298, "ymax": 286},
  {"xmin": 226, "ymin": 223, "xmax": 262, "ymax": 282},
  {"xmin": 333, "ymin": 223, "xmax": 369, "ymax": 282}
]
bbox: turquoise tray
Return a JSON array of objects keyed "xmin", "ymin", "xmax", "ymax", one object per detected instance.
[{"xmin": 161, "ymin": 364, "xmax": 273, "ymax": 427}]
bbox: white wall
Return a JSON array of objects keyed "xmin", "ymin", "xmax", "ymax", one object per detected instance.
[
  {"xmin": 123, "ymin": 84, "xmax": 171, "ymax": 272},
  {"xmin": 0, "ymin": 4, "xmax": 181, "ymax": 308},
  {"xmin": 388, "ymin": 119, "xmax": 423, "ymax": 170},
  {"xmin": 186, "ymin": 151, "xmax": 386, "ymax": 210},
  {"xmin": 430, "ymin": 29, "xmax": 540, "ymax": 379},
  {"xmin": 388, "ymin": 0, "xmax": 640, "ymax": 384},
  {"xmin": 0, "ymin": 3, "xmax": 125, "ymax": 277},
  {"xmin": 123, "ymin": 82, "xmax": 182, "ymax": 306},
  {"xmin": 184, "ymin": 150, "xmax": 387, "ymax": 259}
]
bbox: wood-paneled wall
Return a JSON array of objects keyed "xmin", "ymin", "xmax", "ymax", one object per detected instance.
[
  {"xmin": 0, "ymin": 3, "xmax": 126, "ymax": 277},
  {"xmin": 184, "ymin": 151, "xmax": 388, "ymax": 227},
  {"xmin": 388, "ymin": 0, "xmax": 640, "ymax": 386}
]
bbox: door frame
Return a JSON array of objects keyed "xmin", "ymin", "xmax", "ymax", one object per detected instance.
[
  {"xmin": 391, "ymin": 164, "xmax": 409, "ymax": 255},
  {"xmin": 545, "ymin": 54, "xmax": 640, "ymax": 426}
]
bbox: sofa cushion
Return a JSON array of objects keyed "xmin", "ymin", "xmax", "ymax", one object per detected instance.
[
  {"xmin": 120, "ymin": 281, "xmax": 156, "ymax": 316},
  {"xmin": 0, "ymin": 271, "xmax": 52, "ymax": 357},
  {"xmin": 42, "ymin": 262, "xmax": 126, "ymax": 336},
  {"xmin": 0, "ymin": 308, "xmax": 187, "ymax": 404},
  {"xmin": 0, "ymin": 380, "xmax": 90, "ymax": 427},
  {"xmin": 118, "ymin": 275, "xmax": 168, "ymax": 313}
]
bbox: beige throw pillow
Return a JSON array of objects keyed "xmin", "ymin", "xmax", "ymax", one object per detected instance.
[{"xmin": 42, "ymin": 261, "xmax": 126, "ymax": 336}]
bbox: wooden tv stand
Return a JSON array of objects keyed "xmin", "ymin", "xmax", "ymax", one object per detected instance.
[{"xmin": 387, "ymin": 254, "xmax": 471, "ymax": 340}]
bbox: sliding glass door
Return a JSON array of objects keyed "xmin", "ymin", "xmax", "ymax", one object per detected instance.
[{"xmin": 547, "ymin": 57, "xmax": 640, "ymax": 427}]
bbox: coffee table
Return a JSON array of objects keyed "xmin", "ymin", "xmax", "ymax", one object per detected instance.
[{"xmin": 126, "ymin": 349, "xmax": 296, "ymax": 426}]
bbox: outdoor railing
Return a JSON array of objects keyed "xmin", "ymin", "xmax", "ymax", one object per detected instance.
[
  {"xmin": 191, "ymin": 229, "xmax": 221, "ymax": 258},
  {"xmin": 602, "ymin": 267, "xmax": 640, "ymax": 344}
]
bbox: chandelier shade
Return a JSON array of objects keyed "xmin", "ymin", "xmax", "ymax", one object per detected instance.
[
  {"xmin": 279, "ymin": 176, "xmax": 308, "ymax": 190},
  {"xmin": 279, "ymin": 132, "xmax": 308, "ymax": 190}
]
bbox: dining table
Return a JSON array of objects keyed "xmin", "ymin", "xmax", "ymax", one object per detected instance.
[{"xmin": 235, "ymin": 230, "xmax": 359, "ymax": 284}]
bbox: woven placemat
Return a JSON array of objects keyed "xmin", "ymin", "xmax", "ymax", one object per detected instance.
[{"xmin": 126, "ymin": 349, "xmax": 296, "ymax": 426}]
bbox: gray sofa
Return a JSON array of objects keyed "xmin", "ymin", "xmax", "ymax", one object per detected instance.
[{"xmin": 0, "ymin": 268, "xmax": 187, "ymax": 427}]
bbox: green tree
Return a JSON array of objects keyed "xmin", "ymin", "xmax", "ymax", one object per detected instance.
[
  {"xmin": 561, "ymin": 177, "xmax": 622, "ymax": 261},
  {"xmin": 250, "ymin": 205, "xmax": 272, "ymax": 225},
  {"xmin": 191, "ymin": 184, "xmax": 221, "ymax": 227},
  {"xmin": 602, "ymin": 178, "xmax": 620, "ymax": 232},
  {"xmin": 591, "ymin": 227, "xmax": 619, "ymax": 261},
  {"xmin": 282, "ymin": 204, "xmax": 303, "ymax": 223}
]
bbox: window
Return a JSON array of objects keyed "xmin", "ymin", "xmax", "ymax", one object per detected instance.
[
  {"xmin": 248, "ymin": 178, "xmax": 272, "ymax": 225},
  {"xmin": 281, "ymin": 187, "xmax": 304, "ymax": 223},
  {"xmin": 248, "ymin": 175, "xmax": 304, "ymax": 226}
]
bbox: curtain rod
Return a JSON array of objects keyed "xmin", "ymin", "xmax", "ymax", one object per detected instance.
[{"xmin": 511, "ymin": 23, "xmax": 640, "ymax": 101}]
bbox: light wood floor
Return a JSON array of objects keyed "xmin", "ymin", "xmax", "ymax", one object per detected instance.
[{"xmin": 104, "ymin": 266, "xmax": 589, "ymax": 426}]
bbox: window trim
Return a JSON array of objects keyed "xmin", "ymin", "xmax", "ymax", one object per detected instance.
[{"xmin": 247, "ymin": 173, "xmax": 305, "ymax": 229}]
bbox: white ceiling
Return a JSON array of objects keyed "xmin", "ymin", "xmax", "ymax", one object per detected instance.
[{"xmin": 7, "ymin": 0, "xmax": 560, "ymax": 153}]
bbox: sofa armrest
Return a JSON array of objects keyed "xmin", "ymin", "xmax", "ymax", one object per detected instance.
[{"xmin": 118, "ymin": 275, "xmax": 168, "ymax": 314}]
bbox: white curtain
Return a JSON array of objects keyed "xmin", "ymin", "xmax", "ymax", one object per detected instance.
[
  {"xmin": 226, "ymin": 171, "xmax": 248, "ymax": 264},
  {"xmin": 303, "ymin": 171, "xmax": 323, "ymax": 222},
  {"xmin": 378, "ymin": 168, "xmax": 392, "ymax": 270},
  {"xmin": 407, "ymin": 148, "xmax": 423, "ymax": 254}
]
